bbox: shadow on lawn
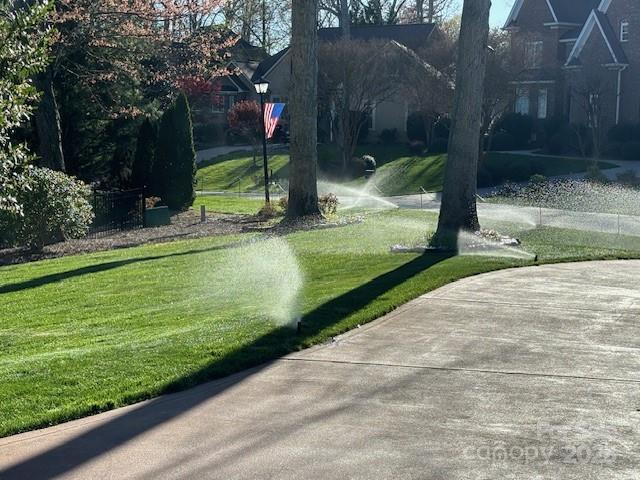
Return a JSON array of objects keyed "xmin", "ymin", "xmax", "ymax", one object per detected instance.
[
  {"xmin": 0, "ymin": 252, "xmax": 452, "ymax": 479},
  {"xmin": 0, "ymin": 242, "xmax": 247, "ymax": 295}
]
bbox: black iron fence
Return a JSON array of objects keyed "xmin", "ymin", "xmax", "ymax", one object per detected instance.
[{"xmin": 88, "ymin": 188, "xmax": 145, "ymax": 237}]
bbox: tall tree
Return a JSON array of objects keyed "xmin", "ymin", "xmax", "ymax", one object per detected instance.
[
  {"xmin": 154, "ymin": 94, "xmax": 196, "ymax": 210},
  {"xmin": 287, "ymin": 0, "xmax": 320, "ymax": 219},
  {"xmin": 222, "ymin": 0, "xmax": 291, "ymax": 53},
  {"xmin": 1, "ymin": 0, "xmax": 52, "ymax": 215},
  {"xmin": 319, "ymin": 39, "xmax": 406, "ymax": 169},
  {"xmin": 481, "ymin": 29, "xmax": 517, "ymax": 159},
  {"xmin": 33, "ymin": 0, "xmax": 229, "ymax": 177},
  {"xmin": 34, "ymin": 69, "xmax": 65, "ymax": 171},
  {"xmin": 431, "ymin": 0, "xmax": 490, "ymax": 248},
  {"xmin": 132, "ymin": 118, "xmax": 158, "ymax": 190}
]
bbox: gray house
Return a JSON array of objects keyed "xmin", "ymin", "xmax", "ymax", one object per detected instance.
[{"xmin": 252, "ymin": 23, "xmax": 442, "ymax": 138}]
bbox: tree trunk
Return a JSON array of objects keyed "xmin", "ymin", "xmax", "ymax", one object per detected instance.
[
  {"xmin": 340, "ymin": 0, "xmax": 350, "ymax": 37},
  {"xmin": 416, "ymin": 0, "xmax": 424, "ymax": 23},
  {"xmin": 287, "ymin": 0, "xmax": 321, "ymax": 219},
  {"xmin": 431, "ymin": 0, "xmax": 490, "ymax": 248},
  {"xmin": 334, "ymin": 86, "xmax": 350, "ymax": 175},
  {"xmin": 427, "ymin": 0, "xmax": 434, "ymax": 23},
  {"xmin": 339, "ymin": 0, "xmax": 350, "ymax": 175},
  {"xmin": 34, "ymin": 67, "xmax": 65, "ymax": 172}
]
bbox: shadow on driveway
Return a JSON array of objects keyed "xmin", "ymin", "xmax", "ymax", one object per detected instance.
[{"xmin": 0, "ymin": 253, "xmax": 451, "ymax": 479}]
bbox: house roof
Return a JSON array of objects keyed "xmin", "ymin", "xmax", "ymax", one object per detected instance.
[
  {"xmin": 566, "ymin": 9, "xmax": 628, "ymax": 67},
  {"xmin": 549, "ymin": 0, "xmax": 600, "ymax": 24},
  {"xmin": 252, "ymin": 47, "xmax": 289, "ymax": 81},
  {"xmin": 560, "ymin": 28, "xmax": 582, "ymax": 41},
  {"xmin": 254, "ymin": 23, "xmax": 438, "ymax": 82},
  {"xmin": 593, "ymin": 10, "xmax": 628, "ymax": 63},
  {"xmin": 318, "ymin": 23, "xmax": 437, "ymax": 51},
  {"xmin": 504, "ymin": 0, "xmax": 599, "ymax": 28}
]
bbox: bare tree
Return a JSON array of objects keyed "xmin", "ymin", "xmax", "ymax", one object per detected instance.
[
  {"xmin": 481, "ymin": 29, "xmax": 517, "ymax": 159},
  {"xmin": 319, "ymin": 0, "xmax": 350, "ymax": 32},
  {"xmin": 319, "ymin": 39, "xmax": 405, "ymax": 171},
  {"xmin": 395, "ymin": 0, "xmax": 457, "ymax": 24},
  {"xmin": 414, "ymin": 0, "xmax": 455, "ymax": 23},
  {"xmin": 567, "ymin": 66, "xmax": 617, "ymax": 159},
  {"xmin": 402, "ymin": 33, "xmax": 456, "ymax": 147},
  {"xmin": 431, "ymin": 0, "xmax": 491, "ymax": 248},
  {"xmin": 287, "ymin": 0, "xmax": 321, "ymax": 219},
  {"xmin": 223, "ymin": 0, "xmax": 292, "ymax": 52}
]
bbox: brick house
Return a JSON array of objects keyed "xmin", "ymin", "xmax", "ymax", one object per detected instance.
[{"xmin": 504, "ymin": 0, "xmax": 638, "ymax": 129}]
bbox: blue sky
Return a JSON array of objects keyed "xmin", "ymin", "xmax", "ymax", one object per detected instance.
[
  {"xmin": 452, "ymin": 0, "xmax": 515, "ymax": 28},
  {"xmin": 490, "ymin": 0, "xmax": 515, "ymax": 27}
]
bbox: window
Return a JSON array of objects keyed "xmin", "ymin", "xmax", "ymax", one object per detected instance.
[
  {"xmin": 524, "ymin": 41, "xmax": 543, "ymax": 69},
  {"xmin": 364, "ymin": 105, "xmax": 376, "ymax": 130},
  {"xmin": 225, "ymin": 95, "xmax": 236, "ymax": 112},
  {"xmin": 211, "ymin": 96, "xmax": 224, "ymax": 113},
  {"xmin": 515, "ymin": 87, "xmax": 530, "ymax": 115},
  {"xmin": 621, "ymin": 21, "xmax": 629, "ymax": 42},
  {"xmin": 537, "ymin": 89, "xmax": 548, "ymax": 119}
]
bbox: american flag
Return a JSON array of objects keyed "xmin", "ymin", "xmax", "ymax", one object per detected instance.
[{"xmin": 264, "ymin": 103, "xmax": 285, "ymax": 139}]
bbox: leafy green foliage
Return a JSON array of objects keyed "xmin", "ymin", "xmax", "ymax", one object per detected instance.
[
  {"xmin": 154, "ymin": 94, "xmax": 196, "ymax": 210},
  {"xmin": 0, "ymin": 167, "xmax": 94, "ymax": 251},
  {"xmin": 132, "ymin": 118, "xmax": 158, "ymax": 190},
  {"xmin": 0, "ymin": 1, "xmax": 52, "ymax": 215}
]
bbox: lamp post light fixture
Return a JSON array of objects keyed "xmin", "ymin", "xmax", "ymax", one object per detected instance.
[{"xmin": 254, "ymin": 77, "xmax": 270, "ymax": 204}]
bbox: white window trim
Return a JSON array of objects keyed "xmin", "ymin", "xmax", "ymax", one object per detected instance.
[
  {"xmin": 525, "ymin": 41, "xmax": 544, "ymax": 69},
  {"xmin": 515, "ymin": 87, "xmax": 530, "ymax": 115},
  {"xmin": 538, "ymin": 89, "xmax": 548, "ymax": 119},
  {"xmin": 620, "ymin": 21, "xmax": 629, "ymax": 42}
]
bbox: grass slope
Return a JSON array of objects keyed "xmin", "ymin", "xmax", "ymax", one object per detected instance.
[
  {"xmin": 196, "ymin": 146, "xmax": 616, "ymax": 196},
  {"xmin": 193, "ymin": 195, "xmax": 266, "ymax": 215},
  {"xmin": 196, "ymin": 153, "xmax": 290, "ymax": 193},
  {"xmin": 2, "ymin": 210, "xmax": 640, "ymax": 437}
]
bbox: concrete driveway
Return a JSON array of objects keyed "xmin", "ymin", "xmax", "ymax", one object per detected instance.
[{"xmin": 0, "ymin": 261, "xmax": 639, "ymax": 479}]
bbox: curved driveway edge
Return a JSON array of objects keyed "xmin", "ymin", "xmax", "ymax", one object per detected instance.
[{"xmin": 1, "ymin": 261, "xmax": 639, "ymax": 479}]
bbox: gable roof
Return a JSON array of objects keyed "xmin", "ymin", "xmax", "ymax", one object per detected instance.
[
  {"xmin": 566, "ymin": 9, "xmax": 628, "ymax": 67},
  {"xmin": 504, "ymin": 0, "xmax": 599, "ymax": 28},
  {"xmin": 255, "ymin": 23, "xmax": 439, "ymax": 82},
  {"xmin": 549, "ymin": 0, "xmax": 600, "ymax": 24},
  {"xmin": 318, "ymin": 23, "xmax": 437, "ymax": 51},
  {"xmin": 252, "ymin": 47, "xmax": 289, "ymax": 81}
]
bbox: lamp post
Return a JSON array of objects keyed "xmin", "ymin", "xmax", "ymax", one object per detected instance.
[{"xmin": 254, "ymin": 77, "xmax": 270, "ymax": 204}]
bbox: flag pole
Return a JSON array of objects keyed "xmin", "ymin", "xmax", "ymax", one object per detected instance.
[
  {"xmin": 260, "ymin": 93, "xmax": 270, "ymax": 204},
  {"xmin": 254, "ymin": 78, "xmax": 271, "ymax": 205}
]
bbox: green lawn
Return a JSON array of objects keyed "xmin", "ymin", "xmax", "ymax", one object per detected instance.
[
  {"xmin": 2, "ymin": 209, "xmax": 640, "ymax": 437},
  {"xmin": 196, "ymin": 153, "xmax": 290, "ymax": 193},
  {"xmin": 196, "ymin": 146, "xmax": 616, "ymax": 196},
  {"xmin": 193, "ymin": 195, "xmax": 267, "ymax": 215}
]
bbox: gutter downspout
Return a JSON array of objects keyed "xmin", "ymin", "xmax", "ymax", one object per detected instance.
[{"xmin": 616, "ymin": 65, "xmax": 628, "ymax": 124}]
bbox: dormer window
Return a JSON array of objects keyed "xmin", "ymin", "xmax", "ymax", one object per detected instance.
[{"xmin": 621, "ymin": 21, "xmax": 629, "ymax": 42}]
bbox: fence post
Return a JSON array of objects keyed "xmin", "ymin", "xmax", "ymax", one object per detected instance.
[
  {"xmin": 200, "ymin": 205, "xmax": 206, "ymax": 223},
  {"xmin": 539, "ymin": 207, "xmax": 543, "ymax": 228},
  {"xmin": 142, "ymin": 186, "xmax": 147, "ymax": 228}
]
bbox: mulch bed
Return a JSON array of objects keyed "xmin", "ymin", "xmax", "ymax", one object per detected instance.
[{"xmin": 0, "ymin": 211, "xmax": 255, "ymax": 266}]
